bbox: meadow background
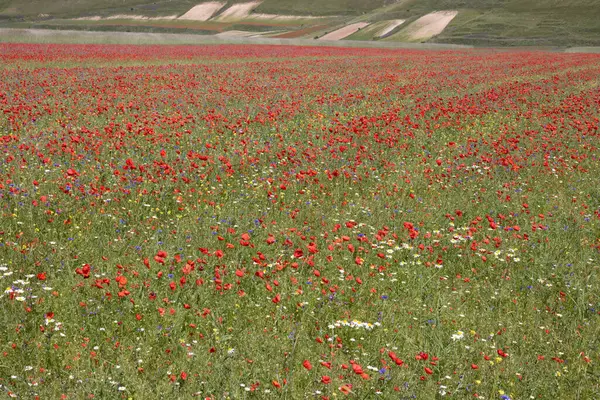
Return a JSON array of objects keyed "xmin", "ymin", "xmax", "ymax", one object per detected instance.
[{"xmin": 0, "ymin": 43, "xmax": 599, "ymax": 399}]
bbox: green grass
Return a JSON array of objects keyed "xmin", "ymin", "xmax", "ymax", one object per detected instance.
[
  {"xmin": 384, "ymin": 0, "xmax": 600, "ymax": 46},
  {"xmin": 432, "ymin": 8, "xmax": 600, "ymax": 46},
  {"xmin": 253, "ymin": 0, "xmax": 388, "ymax": 16},
  {"xmin": 0, "ymin": 0, "xmax": 388, "ymax": 18},
  {"xmin": 566, "ymin": 46, "xmax": 600, "ymax": 53},
  {"xmin": 0, "ymin": 0, "xmax": 201, "ymax": 18},
  {"xmin": 8, "ymin": 17, "xmax": 301, "ymax": 33}
]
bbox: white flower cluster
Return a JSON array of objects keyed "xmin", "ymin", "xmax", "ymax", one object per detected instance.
[{"xmin": 328, "ymin": 320, "xmax": 382, "ymax": 330}]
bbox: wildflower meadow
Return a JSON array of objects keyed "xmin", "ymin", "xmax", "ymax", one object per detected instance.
[{"xmin": 0, "ymin": 43, "xmax": 599, "ymax": 399}]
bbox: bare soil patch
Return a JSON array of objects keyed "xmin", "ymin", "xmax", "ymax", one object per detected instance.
[
  {"xmin": 214, "ymin": 2, "xmax": 262, "ymax": 21},
  {"xmin": 377, "ymin": 19, "xmax": 405, "ymax": 38},
  {"xmin": 319, "ymin": 22, "xmax": 369, "ymax": 40},
  {"xmin": 179, "ymin": 2, "xmax": 226, "ymax": 21},
  {"xmin": 406, "ymin": 11, "xmax": 457, "ymax": 41}
]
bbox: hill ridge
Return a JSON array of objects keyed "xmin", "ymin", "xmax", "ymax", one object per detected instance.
[{"xmin": 1, "ymin": 0, "xmax": 600, "ymax": 46}]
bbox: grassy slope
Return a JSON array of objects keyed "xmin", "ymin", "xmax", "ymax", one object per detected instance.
[
  {"xmin": 379, "ymin": 0, "xmax": 600, "ymax": 46},
  {"xmin": 0, "ymin": 0, "xmax": 209, "ymax": 18},
  {"xmin": 254, "ymin": 0, "xmax": 388, "ymax": 16},
  {"xmin": 1, "ymin": 0, "xmax": 600, "ymax": 45},
  {"xmin": 0, "ymin": 0, "xmax": 388, "ymax": 18}
]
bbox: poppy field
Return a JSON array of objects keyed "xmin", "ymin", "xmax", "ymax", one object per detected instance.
[{"xmin": 1, "ymin": 43, "xmax": 600, "ymax": 399}]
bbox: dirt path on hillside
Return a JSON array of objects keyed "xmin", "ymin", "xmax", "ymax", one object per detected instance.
[
  {"xmin": 319, "ymin": 22, "xmax": 370, "ymax": 40},
  {"xmin": 214, "ymin": 1, "xmax": 262, "ymax": 21},
  {"xmin": 179, "ymin": 2, "xmax": 226, "ymax": 21},
  {"xmin": 407, "ymin": 11, "xmax": 457, "ymax": 40},
  {"xmin": 377, "ymin": 19, "xmax": 405, "ymax": 37}
]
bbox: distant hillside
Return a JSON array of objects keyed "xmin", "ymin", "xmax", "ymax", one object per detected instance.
[
  {"xmin": 1, "ymin": 0, "xmax": 600, "ymax": 46},
  {"xmin": 0, "ymin": 0, "xmax": 389, "ymax": 18}
]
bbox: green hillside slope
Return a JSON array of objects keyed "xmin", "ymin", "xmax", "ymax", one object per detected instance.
[
  {"xmin": 376, "ymin": 0, "xmax": 600, "ymax": 45},
  {"xmin": 1, "ymin": 0, "xmax": 600, "ymax": 46},
  {"xmin": 0, "ymin": 0, "xmax": 389, "ymax": 18}
]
